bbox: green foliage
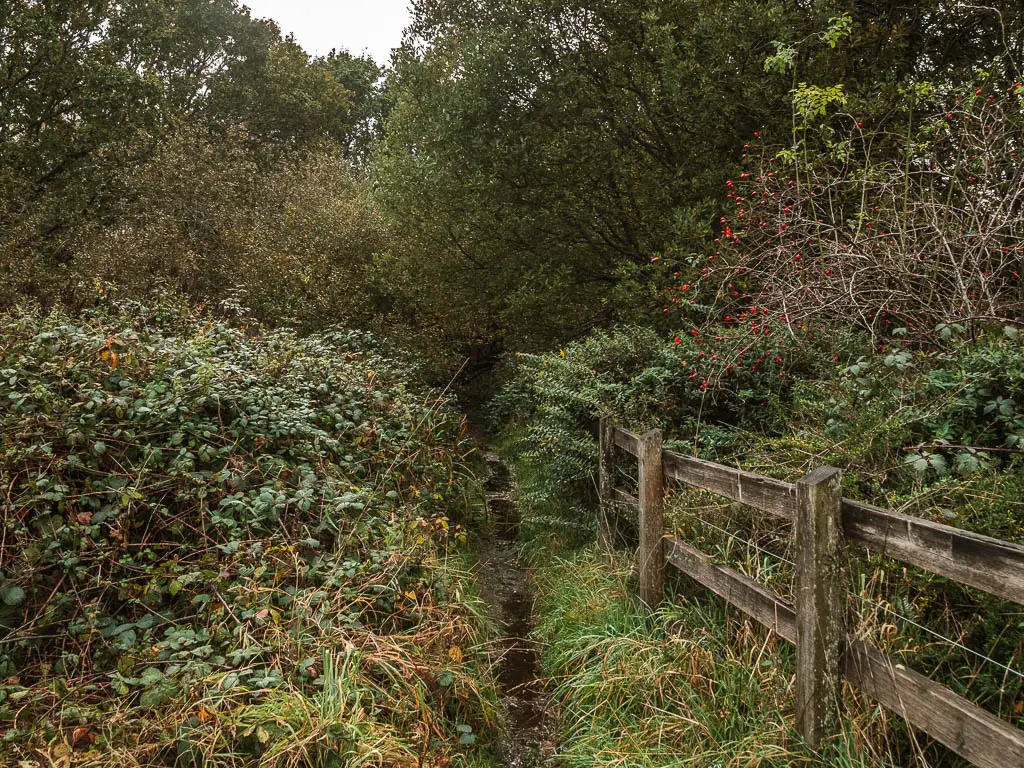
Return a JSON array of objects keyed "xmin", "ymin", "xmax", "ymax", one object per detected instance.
[
  {"xmin": 375, "ymin": 1, "xmax": 1024, "ymax": 374},
  {"xmin": 498, "ymin": 323, "xmax": 1024, "ymax": 766},
  {"xmin": 792, "ymin": 82, "xmax": 847, "ymax": 124},
  {"xmin": 0, "ymin": 297, "xmax": 498, "ymax": 764},
  {"xmin": 375, "ymin": 0, "xmax": 799, "ymax": 368},
  {"xmin": 794, "ymin": 331, "xmax": 1024, "ymax": 536},
  {"xmin": 490, "ymin": 323, "xmax": 848, "ymax": 523},
  {"xmin": 500, "ymin": 320, "xmax": 1024, "ymax": 537},
  {"xmin": 76, "ymin": 139, "xmax": 388, "ymax": 332}
]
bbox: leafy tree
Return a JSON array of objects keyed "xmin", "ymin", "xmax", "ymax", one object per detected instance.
[
  {"xmin": 375, "ymin": 0, "xmax": 1024, "ymax": 375},
  {"xmin": 0, "ymin": 0, "xmax": 379, "ymax": 304},
  {"xmin": 204, "ymin": 35, "xmax": 359, "ymax": 149},
  {"xmin": 77, "ymin": 134, "xmax": 389, "ymax": 331},
  {"xmin": 318, "ymin": 49, "xmax": 387, "ymax": 158},
  {"xmin": 375, "ymin": 0, "xmax": 817, "ymax": 370}
]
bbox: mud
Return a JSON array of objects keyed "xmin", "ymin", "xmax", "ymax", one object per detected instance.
[{"xmin": 471, "ymin": 450, "xmax": 554, "ymax": 768}]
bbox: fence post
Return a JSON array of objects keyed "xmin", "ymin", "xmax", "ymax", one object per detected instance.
[
  {"xmin": 598, "ymin": 416, "xmax": 617, "ymax": 550},
  {"xmin": 637, "ymin": 429, "xmax": 664, "ymax": 607},
  {"xmin": 795, "ymin": 466, "xmax": 844, "ymax": 749}
]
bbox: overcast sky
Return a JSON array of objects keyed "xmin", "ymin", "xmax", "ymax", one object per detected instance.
[{"xmin": 242, "ymin": 0, "xmax": 413, "ymax": 66}]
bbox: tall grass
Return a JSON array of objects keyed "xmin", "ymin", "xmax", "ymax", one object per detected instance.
[{"xmin": 531, "ymin": 546, "xmax": 928, "ymax": 767}]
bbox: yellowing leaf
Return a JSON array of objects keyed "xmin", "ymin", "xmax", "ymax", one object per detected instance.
[{"xmin": 448, "ymin": 646, "xmax": 463, "ymax": 663}]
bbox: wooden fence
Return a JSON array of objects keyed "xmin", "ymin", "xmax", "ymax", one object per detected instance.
[{"xmin": 598, "ymin": 417, "xmax": 1024, "ymax": 768}]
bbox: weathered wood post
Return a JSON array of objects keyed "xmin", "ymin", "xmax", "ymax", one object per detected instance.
[
  {"xmin": 598, "ymin": 416, "xmax": 617, "ymax": 550},
  {"xmin": 795, "ymin": 466, "xmax": 845, "ymax": 749},
  {"xmin": 637, "ymin": 429, "xmax": 665, "ymax": 607}
]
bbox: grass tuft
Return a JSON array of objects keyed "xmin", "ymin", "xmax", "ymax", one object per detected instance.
[{"xmin": 533, "ymin": 547, "xmax": 914, "ymax": 767}]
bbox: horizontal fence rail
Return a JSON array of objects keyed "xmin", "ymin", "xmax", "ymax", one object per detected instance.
[
  {"xmin": 599, "ymin": 418, "xmax": 1024, "ymax": 768},
  {"xmin": 614, "ymin": 426, "xmax": 1024, "ymax": 606}
]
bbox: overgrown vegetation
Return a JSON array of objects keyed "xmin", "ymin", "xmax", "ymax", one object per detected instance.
[
  {"xmin": 496, "ymin": 296, "xmax": 1024, "ymax": 765},
  {"xmin": 532, "ymin": 550, "xmax": 895, "ymax": 767},
  {"xmin": 0, "ymin": 0, "xmax": 385, "ymax": 333},
  {"xmin": 3, "ymin": 0, "xmax": 1024, "ymax": 764},
  {"xmin": 0, "ymin": 296, "xmax": 498, "ymax": 765}
]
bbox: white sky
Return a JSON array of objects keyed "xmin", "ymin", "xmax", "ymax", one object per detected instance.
[{"xmin": 242, "ymin": 0, "xmax": 413, "ymax": 65}]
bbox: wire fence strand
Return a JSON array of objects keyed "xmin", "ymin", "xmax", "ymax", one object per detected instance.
[{"xmin": 688, "ymin": 513, "xmax": 1024, "ymax": 682}]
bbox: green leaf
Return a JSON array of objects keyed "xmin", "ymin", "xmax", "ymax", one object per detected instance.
[
  {"xmin": 0, "ymin": 584, "xmax": 25, "ymax": 606},
  {"xmin": 139, "ymin": 667, "xmax": 165, "ymax": 686},
  {"xmin": 139, "ymin": 681, "xmax": 176, "ymax": 708}
]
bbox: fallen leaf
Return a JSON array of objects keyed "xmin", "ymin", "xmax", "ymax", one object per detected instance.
[
  {"xmin": 71, "ymin": 726, "xmax": 95, "ymax": 749},
  {"xmin": 48, "ymin": 743, "xmax": 73, "ymax": 767}
]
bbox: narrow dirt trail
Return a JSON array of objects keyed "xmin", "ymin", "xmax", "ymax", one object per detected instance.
[{"xmin": 470, "ymin": 449, "xmax": 555, "ymax": 768}]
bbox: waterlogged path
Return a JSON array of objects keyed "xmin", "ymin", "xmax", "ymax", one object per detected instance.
[{"xmin": 471, "ymin": 450, "xmax": 555, "ymax": 767}]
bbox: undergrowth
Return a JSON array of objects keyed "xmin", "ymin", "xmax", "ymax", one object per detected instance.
[
  {"xmin": 0, "ymin": 295, "xmax": 499, "ymax": 766},
  {"xmin": 532, "ymin": 548, "xmax": 904, "ymax": 767},
  {"xmin": 498, "ymin": 322, "xmax": 1024, "ymax": 766}
]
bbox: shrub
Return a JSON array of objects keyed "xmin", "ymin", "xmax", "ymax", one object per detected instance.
[
  {"xmin": 687, "ymin": 79, "xmax": 1024, "ymax": 344},
  {"xmin": 489, "ymin": 323, "xmax": 849, "ymax": 521}
]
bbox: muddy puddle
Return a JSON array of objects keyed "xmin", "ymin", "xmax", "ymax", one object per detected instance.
[{"xmin": 471, "ymin": 450, "xmax": 554, "ymax": 768}]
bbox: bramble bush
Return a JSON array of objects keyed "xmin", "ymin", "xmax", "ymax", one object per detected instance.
[
  {"xmin": 659, "ymin": 77, "xmax": 1024, "ymax": 347},
  {"xmin": 0, "ymin": 295, "xmax": 498, "ymax": 766}
]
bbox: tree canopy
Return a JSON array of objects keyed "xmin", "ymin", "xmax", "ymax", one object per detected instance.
[
  {"xmin": 0, "ymin": 0, "xmax": 381, "ymax": 303},
  {"xmin": 374, "ymin": 0, "xmax": 1023, "ymax": 368}
]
